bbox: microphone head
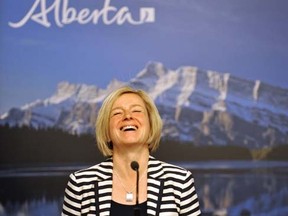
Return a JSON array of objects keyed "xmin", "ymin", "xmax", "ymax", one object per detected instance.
[{"xmin": 130, "ymin": 161, "xmax": 139, "ymax": 171}]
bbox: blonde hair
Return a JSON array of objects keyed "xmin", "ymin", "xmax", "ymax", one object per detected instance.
[{"xmin": 96, "ymin": 86, "xmax": 163, "ymax": 156}]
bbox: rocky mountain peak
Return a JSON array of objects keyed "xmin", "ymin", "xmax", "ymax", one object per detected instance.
[{"xmin": 1, "ymin": 62, "xmax": 287, "ymax": 148}]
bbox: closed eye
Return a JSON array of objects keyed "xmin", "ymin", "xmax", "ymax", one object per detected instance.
[
  {"xmin": 132, "ymin": 110, "xmax": 142, "ymax": 113},
  {"xmin": 111, "ymin": 111, "xmax": 123, "ymax": 116}
]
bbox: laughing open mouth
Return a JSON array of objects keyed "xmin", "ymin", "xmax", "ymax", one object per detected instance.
[{"xmin": 120, "ymin": 125, "xmax": 138, "ymax": 131}]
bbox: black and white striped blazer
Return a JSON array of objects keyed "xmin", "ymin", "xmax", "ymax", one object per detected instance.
[{"xmin": 62, "ymin": 156, "xmax": 201, "ymax": 216}]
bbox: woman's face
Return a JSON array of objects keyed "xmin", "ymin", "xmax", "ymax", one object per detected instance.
[{"xmin": 109, "ymin": 93, "xmax": 150, "ymax": 149}]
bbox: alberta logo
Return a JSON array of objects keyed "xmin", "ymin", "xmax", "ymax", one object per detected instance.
[{"xmin": 9, "ymin": 0, "xmax": 156, "ymax": 28}]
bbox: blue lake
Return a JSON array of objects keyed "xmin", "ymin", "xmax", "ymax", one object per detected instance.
[{"xmin": 0, "ymin": 161, "xmax": 287, "ymax": 216}]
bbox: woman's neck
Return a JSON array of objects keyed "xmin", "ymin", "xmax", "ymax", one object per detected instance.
[
  {"xmin": 112, "ymin": 148, "xmax": 149, "ymax": 204},
  {"xmin": 112, "ymin": 148, "xmax": 149, "ymax": 178}
]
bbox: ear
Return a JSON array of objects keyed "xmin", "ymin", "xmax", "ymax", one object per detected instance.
[{"xmin": 107, "ymin": 141, "xmax": 113, "ymax": 150}]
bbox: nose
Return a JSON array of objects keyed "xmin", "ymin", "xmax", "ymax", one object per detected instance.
[{"xmin": 123, "ymin": 110, "xmax": 132, "ymax": 120}]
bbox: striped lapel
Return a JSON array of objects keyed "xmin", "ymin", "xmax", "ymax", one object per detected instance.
[
  {"xmin": 147, "ymin": 156, "xmax": 165, "ymax": 216},
  {"xmin": 96, "ymin": 156, "xmax": 165, "ymax": 216},
  {"xmin": 95, "ymin": 158, "xmax": 113, "ymax": 216}
]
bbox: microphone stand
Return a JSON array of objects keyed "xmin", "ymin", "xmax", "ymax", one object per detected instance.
[{"xmin": 131, "ymin": 161, "xmax": 140, "ymax": 216}]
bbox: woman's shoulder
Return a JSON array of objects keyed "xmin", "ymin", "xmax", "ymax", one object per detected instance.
[
  {"xmin": 149, "ymin": 156, "xmax": 191, "ymax": 178},
  {"xmin": 71, "ymin": 158, "xmax": 113, "ymax": 181}
]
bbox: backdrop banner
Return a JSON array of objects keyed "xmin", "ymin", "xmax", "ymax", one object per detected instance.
[{"xmin": 0, "ymin": 0, "xmax": 288, "ymax": 215}]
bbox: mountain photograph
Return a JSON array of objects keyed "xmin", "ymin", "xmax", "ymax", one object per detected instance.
[
  {"xmin": 1, "ymin": 62, "xmax": 287, "ymax": 165},
  {"xmin": 1, "ymin": 0, "xmax": 288, "ymax": 215},
  {"xmin": 0, "ymin": 62, "xmax": 287, "ymax": 216}
]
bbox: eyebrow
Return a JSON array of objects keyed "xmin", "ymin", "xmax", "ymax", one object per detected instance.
[{"xmin": 111, "ymin": 104, "xmax": 144, "ymax": 111}]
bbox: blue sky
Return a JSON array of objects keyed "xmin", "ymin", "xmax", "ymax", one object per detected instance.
[{"xmin": 1, "ymin": 0, "xmax": 288, "ymax": 114}]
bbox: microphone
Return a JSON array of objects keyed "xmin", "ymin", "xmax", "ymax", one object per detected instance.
[
  {"xmin": 131, "ymin": 161, "xmax": 140, "ymax": 216},
  {"xmin": 131, "ymin": 161, "xmax": 139, "ymax": 171}
]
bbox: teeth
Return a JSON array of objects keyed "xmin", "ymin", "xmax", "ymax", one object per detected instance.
[{"xmin": 121, "ymin": 125, "xmax": 137, "ymax": 131}]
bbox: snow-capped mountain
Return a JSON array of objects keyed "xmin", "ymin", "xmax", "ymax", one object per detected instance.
[{"xmin": 1, "ymin": 62, "xmax": 287, "ymax": 148}]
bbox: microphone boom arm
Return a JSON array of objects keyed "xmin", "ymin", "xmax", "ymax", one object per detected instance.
[{"xmin": 131, "ymin": 161, "xmax": 140, "ymax": 216}]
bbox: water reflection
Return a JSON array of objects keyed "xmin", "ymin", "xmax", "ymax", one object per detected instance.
[
  {"xmin": 0, "ymin": 176, "xmax": 67, "ymax": 216},
  {"xmin": 0, "ymin": 161, "xmax": 287, "ymax": 216},
  {"xmin": 195, "ymin": 172, "xmax": 288, "ymax": 215}
]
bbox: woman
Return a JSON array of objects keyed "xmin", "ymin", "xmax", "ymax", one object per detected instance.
[{"xmin": 62, "ymin": 86, "xmax": 201, "ymax": 216}]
